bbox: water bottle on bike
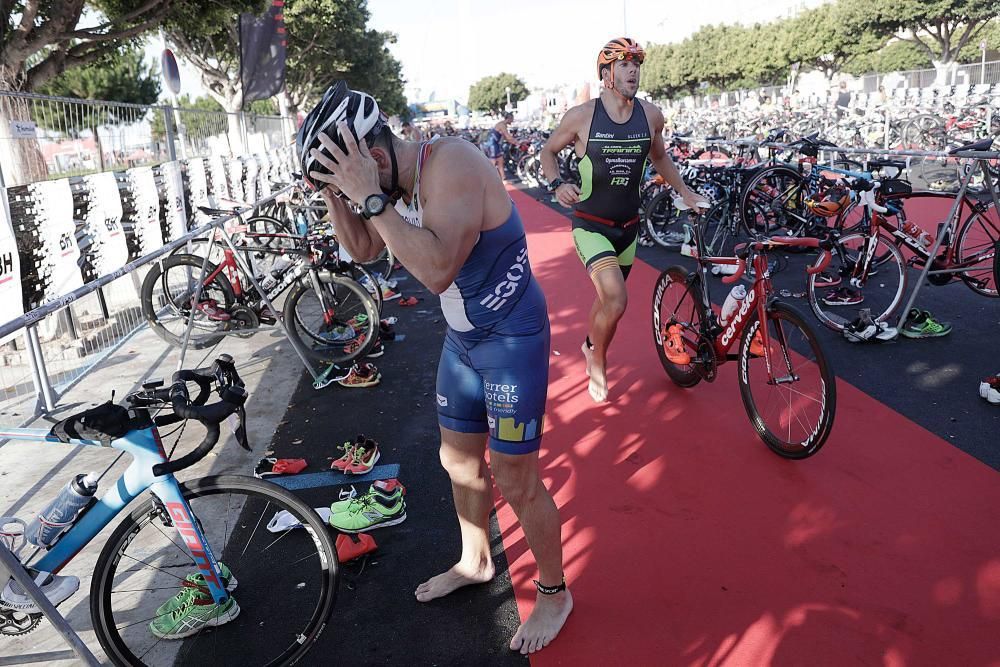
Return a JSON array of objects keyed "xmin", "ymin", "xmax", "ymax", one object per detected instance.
[
  {"xmin": 720, "ymin": 285, "xmax": 747, "ymax": 326},
  {"xmin": 25, "ymin": 473, "xmax": 98, "ymax": 548}
]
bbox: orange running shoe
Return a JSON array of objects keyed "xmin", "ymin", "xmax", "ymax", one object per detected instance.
[{"xmin": 663, "ymin": 324, "xmax": 691, "ymax": 365}]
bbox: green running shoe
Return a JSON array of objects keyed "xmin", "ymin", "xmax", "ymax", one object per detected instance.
[
  {"xmin": 149, "ymin": 593, "xmax": 240, "ymax": 639},
  {"xmin": 330, "ymin": 480, "xmax": 405, "ymax": 515},
  {"xmin": 901, "ymin": 308, "xmax": 952, "ymax": 338},
  {"xmin": 328, "ymin": 489, "xmax": 406, "ymax": 533},
  {"xmin": 154, "ymin": 562, "xmax": 236, "ymax": 617}
]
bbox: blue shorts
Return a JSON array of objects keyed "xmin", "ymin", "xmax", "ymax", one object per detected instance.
[{"xmin": 436, "ymin": 324, "xmax": 550, "ymax": 455}]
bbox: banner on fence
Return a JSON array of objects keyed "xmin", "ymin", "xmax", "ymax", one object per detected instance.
[
  {"xmin": 127, "ymin": 166, "xmax": 164, "ymax": 255},
  {"xmin": 159, "ymin": 161, "xmax": 187, "ymax": 240},
  {"xmin": 83, "ymin": 172, "xmax": 129, "ymax": 278},
  {"xmin": 34, "ymin": 179, "xmax": 83, "ymax": 304},
  {"xmin": 0, "ymin": 190, "xmax": 24, "ymax": 345}
]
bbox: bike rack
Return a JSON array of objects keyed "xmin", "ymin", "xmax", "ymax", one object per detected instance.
[
  {"xmin": 175, "ymin": 204, "xmax": 350, "ymax": 388},
  {"xmin": 0, "ymin": 542, "xmax": 101, "ymax": 665},
  {"xmin": 687, "ymin": 137, "xmax": 1000, "ymax": 331}
]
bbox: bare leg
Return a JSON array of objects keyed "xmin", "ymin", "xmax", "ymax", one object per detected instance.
[
  {"xmin": 586, "ymin": 268, "xmax": 628, "ymax": 402},
  {"xmin": 491, "ymin": 449, "xmax": 572, "ymax": 655},
  {"xmin": 415, "ymin": 428, "xmax": 496, "ymax": 602}
]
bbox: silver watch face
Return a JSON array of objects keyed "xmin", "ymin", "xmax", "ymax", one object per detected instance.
[{"xmin": 366, "ymin": 196, "xmax": 383, "ymax": 215}]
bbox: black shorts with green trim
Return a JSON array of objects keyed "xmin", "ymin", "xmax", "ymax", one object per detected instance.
[{"xmin": 571, "ymin": 219, "xmax": 638, "ymax": 280}]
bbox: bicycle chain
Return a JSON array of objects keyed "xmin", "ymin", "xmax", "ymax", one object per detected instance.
[{"xmin": 0, "ymin": 608, "xmax": 43, "ymax": 636}]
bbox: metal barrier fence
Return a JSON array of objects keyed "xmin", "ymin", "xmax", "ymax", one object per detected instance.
[{"xmin": 0, "ymin": 90, "xmax": 292, "ymax": 187}]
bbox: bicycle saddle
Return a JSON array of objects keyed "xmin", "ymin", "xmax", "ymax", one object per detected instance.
[{"xmin": 948, "ymin": 137, "xmax": 993, "ymax": 155}]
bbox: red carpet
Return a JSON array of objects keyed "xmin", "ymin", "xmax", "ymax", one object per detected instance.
[{"xmin": 496, "ymin": 188, "xmax": 1000, "ymax": 666}]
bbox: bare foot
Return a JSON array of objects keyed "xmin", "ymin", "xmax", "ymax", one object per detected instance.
[
  {"xmin": 588, "ymin": 363, "xmax": 608, "ymax": 402},
  {"xmin": 581, "ymin": 341, "xmax": 593, "ymax": 378},
  {"xmin": 510, "ymin": 588, "xmax": 574, "ymax": 654},
  {"xmin": 415, "ymin": 560, "xmax": 495, "ymax": 602}
]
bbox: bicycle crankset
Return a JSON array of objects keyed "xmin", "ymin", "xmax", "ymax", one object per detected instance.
[
  {"xmin": 0, "ymin": 608, "xmax": 43, "ymax": 636},
  {"xmin": 227, "ymin": 305, "xmax": 259, "ymax": 338},
  {"xmin": 695, "ymin": 336, "xmax": 718, "ymax": 382}
]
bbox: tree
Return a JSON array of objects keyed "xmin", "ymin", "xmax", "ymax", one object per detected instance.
[
  {"xmin": 843, "ymin": 40, "xmax": 933, "ymax": 76},
  {"xmin": 35, "ymin": 46, "xmax": 160, "ymax": 170},
  {"xmin": 467, "ymin": 73, "xmax": 528, "ymax": 114},
  {"xmin": 874, "ymin": 0, "xmax": 1000, "ymax": 84},
  {"xmin": 150, "ymin": 94, "xmax": 228, "ymax": 144},
  {"xmin": 281, "ymin": 0, "xmax": 406, "ymax": 118},
  {"xmin": 0, "ymin": 0, "xmax": 254, "ymax": 184},
  {"xmin": 166, "ymin": 0, "xmax": 404, "ymax": 151},
  {"xmin": 786, "ymin": 0, "xmax": 892, "ymax": 81}
]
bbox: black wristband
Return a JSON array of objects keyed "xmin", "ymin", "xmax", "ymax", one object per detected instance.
[{"xmin": 547, "ymin": 178, "xmax": 565, "ymax": 192}]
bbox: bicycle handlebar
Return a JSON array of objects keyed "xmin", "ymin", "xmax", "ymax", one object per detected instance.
[
  {"xmin": 725, "ymin": 237, "xmax": 832, "ymax": 284},
  {"xmin": 150, "ymin": 354, "xmax": 248, "ymax": 477}
]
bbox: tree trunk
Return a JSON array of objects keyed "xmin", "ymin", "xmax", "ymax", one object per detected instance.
[
  {"xmin": 932, "ymin": 59, "xmax": 952, "ymax": 86},
  {"xmin": 0, "ymin": 93, "xmax": 50, "ymax": 187},
  {"xmin": 226, "ymin": 111, "xmax": 245, "ymax": 155}
]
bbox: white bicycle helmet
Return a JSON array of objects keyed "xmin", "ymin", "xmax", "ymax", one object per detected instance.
[{"xmin": 298, "ymin": 81, "xmax": 392, "ymax": 192}]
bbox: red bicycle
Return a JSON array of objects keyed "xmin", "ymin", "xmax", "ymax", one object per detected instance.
[{"xmin": 652, "ymin": 201, "xmax": 837, "ymax": 458}]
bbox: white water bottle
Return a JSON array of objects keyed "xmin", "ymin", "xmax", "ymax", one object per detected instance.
[
  {"xmin": 25, "ymin": 473, "xmax": 98, "ymax": 548},
  {"xmin": 720, "ymin": 284, "xmax": 747, "ymax": 326}
]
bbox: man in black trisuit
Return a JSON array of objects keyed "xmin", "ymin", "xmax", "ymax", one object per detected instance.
[{"xmin": 540, "ymin": 37, "xmax": 705, "ymax": 402}]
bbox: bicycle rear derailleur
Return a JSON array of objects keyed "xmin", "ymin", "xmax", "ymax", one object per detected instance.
[{"xmin": 0, "ymin": 607, "xmax": 43, "ymax": 636}]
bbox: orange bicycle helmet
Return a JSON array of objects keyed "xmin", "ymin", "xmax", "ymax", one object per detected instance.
[
  {"xmin": 805, "ymin": 185, "xmax": 850, "ymax": 217},
  {"xmin": 597, "ymin": 37, "xmax": 645, "ymax": 88}
]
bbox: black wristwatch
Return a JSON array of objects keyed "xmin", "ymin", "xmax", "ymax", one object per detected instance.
[
  {"xmin": 547, "ymin": 178, "xmax": 565, "ymax": 192},
  {"xmin": 361, "ymin": 193, "xmax": 391, "ymax": 219}
]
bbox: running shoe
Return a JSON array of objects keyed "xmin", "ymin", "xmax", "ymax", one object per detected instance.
[
  {"xmin": 900, "ymin": 308, "xmax": 952, "ymax": 338},
  {"xmin": 366, "ymin": 341, "xmax": 385, "ymax": 358},
  {"xmin": 154, "ymin": 563, "xmax": 236, "ymax": 617},
  {"xmin": 149, "ymin": 592, "xmax": 240, "ymax": 639},
  {"xmin": 345, "ymin": 441, "xmax": 380, "ymax": 475},
  {"xmin": 663, "ymin": 324, "xmax": 691, "ymax": 365},
  {"xmin": 331, "ymin": 436, "xmax": 364, "ymax": 471},
  {"xmin": 979, "ymin": 375, "xmax": 1000, "ymax": 404},
  {"xmin": 330, "ymin": 479, "xmax": 405, "ymax": 515},
  {"xmin": 328, "ymin": 488, "xmax": 406, "ymax": 533},
  {"xmin": 813, "ymin": 271, "xmax": 842, "ymax": 288},
  {"xmin": 822, "ymin": 287, "xmax": 864, "ymax": 306},
  {"xmin": 380, "ymin": 287, "xmax": 402, "ymax": 301},
  {"xmin": 338, "ymin": 362, "xmax": 381, "ymax": 388},
  {"xmin": 0, "ymin": 572, "xmax": 79, "ymax": 613},
  {"xmin": 346, "ymin": 314, "xmax": 370, "ymax": 334},
  {"xmin": 319, "ymin": 325, "xmax": 356, "ymax": 343}
]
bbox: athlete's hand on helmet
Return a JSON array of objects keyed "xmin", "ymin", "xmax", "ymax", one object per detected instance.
[
  {"xmin": 308, "ymin": 121, "xmax": 381, "ymax": 205},
  {"xmin": 679, "ymin": 188, "xmax": 709, "ymax": 214},
  {"xmin": 554, "ymin": 183, "xmax": 581, "ymax": 208}
]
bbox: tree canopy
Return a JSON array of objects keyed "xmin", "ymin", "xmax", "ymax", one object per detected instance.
[{"xmin": 467, "ymin": 73, "xmax": 528, "ymax": 114}]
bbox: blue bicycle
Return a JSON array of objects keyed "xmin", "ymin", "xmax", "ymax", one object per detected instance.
[{"xmin": 0, "ymin": 355, "xmax": 338, "ymax": 666}]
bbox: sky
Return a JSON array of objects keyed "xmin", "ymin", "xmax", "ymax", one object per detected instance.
[
  {"xmin": 367, "ymin": 0, "xmax": 828, "ymax": 103},
  {"xmin": 148, "ymin": 0, "xmax": 828, "ymax": 104}
]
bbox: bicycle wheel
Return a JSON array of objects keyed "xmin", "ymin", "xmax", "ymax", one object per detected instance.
[
  {"xmin": 90, "ymin": 475, "xmax": 338, "ymax": 667},
  {"xmin": 738, "ymin": 302, "xmax": 836, "ymax": 459},
  {"xmin": 806, "ymin": 232, "xmax": 907, "ymax": 332},
  {"xmin": 954, "ymin": 204, "xmax": 1000, "ymax": 297},
  {"xmin": 284, "ymin": 270, "xmax": 380, "ymax": 365},
  {"xmin": 348, "ymin": 261, "xmax": 384, "ymax": 314},
  {"xmin": 643, "ymin": 189, "xmax": 682, "ymax": 247},
  {"xmin": 141, "ymin": 254, "xmax": 236, "ymax": 348},
  {"xmin": 740, "ymin": 165, "xmax": 806, "ymax": 235},
  {"xmin": 360, "ymin": 246, "xmax": 395, "ymax": 283},
  {"xmin": 652, "ymin": 266, "xmax": 705, "ymax": 387}
]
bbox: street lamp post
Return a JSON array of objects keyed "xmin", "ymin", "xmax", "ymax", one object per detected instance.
[
  {"xmin": 505, "ymin": 86, "xmax": 512, "ymax": 112},
  {"xmin": 981, "ymin": 40, "xmax": 988, "ymax": 86}
]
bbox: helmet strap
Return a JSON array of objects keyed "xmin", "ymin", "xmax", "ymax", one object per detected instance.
[
  {"xmin": 603, "ymin": 62, "xmax": 633, "ymax": 104},
  {"xmin": 387, "ymin": 133, "xmax": 401, "ymax": 201}
]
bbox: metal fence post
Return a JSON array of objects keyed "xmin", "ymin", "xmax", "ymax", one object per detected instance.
[
  {"xmin": 25, "ymin": 324, "xmax": 57, "ymax": 412},
  {"xmin": 163, "ymin": 105, "xmax": 177, "ymax": 161}
]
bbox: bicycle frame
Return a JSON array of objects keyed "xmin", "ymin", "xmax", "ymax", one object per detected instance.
[{"xmin": 0, "ymin": 425, "xmax": 231, "ymax": 605}]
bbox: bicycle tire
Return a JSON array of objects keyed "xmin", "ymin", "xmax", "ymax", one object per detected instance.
[
  {"xmin": 806, "ymin": 231, "xmax": 907, "ymax": 333},
  {"xmin": 349, "ymin": 261, "xmax": 384, "ymax": 314},
  {"xmin": 738, "ymin": 301, "xmax": 836, "ymax": 459},
  {"xmin": 141, "ymin": 254, "xmax": 236, "ymax": 349},
  {"xmin": 283, "ymin": 271, "xmax": 379, "ymax": 365},
  {"xmin": 652, "ymin": 266, "xmax": 704, "ymax": 388},
  {"xmin": 739, "ymin": 165, "xmax": 806, "ymax": 236},
  {"xmin": 954, "ymin": 204, "xmax": 1000, "ymax": 297},
  {"xmin": 643, "ymin": 189, "xmax": 682, "ymax": 248},
  {"xmin": 90, "ymin": 475, "xmax": 338, "ymax": 667}
]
